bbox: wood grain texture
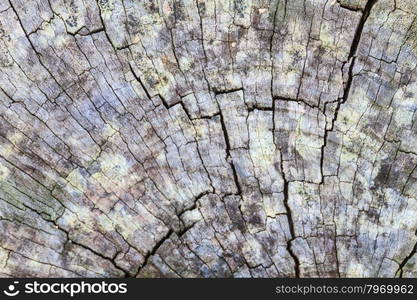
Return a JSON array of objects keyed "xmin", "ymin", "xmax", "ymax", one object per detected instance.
[{"xmin": 0, "ymin": 0, "xmax": 416, "ymax": 277}]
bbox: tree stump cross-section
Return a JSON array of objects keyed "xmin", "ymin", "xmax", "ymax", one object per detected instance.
[{"xmin": 0, "ymin": 0, "xmax": 417, "ymax": 278}]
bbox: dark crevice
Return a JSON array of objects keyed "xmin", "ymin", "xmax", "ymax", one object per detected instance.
[
  {"xmin": 95, "ymin": 0, "xmax": 119, "ymax": 51},
  {"xmin": 218, "ymin": 112, "xmax": 242, "ymax": 195},
  {"xmin": 129, "ymin": 64, "xmax": 153, "ymax": 100},
  {"xmin": 130, "ymin": 64, "xmax": 192, "ymax": 116},
  {"xmin": 280, "ymin": 157, "xmax": 301, "ymax": 278},
  {"xmin": 396, "ymin": 242, "xmax": 417, "ymax": 278},
  {"xmin": 213, "ymin": 87, "xmax": 244, "ymax": 95},
  {"xmin": 178, "ymin": 191, "xmax": 210, "ymax": 220},
  {"xmin": 320, "ymin": 0, "xmax": 378, "ymax": 184},
  {"xmin": 273, "ymin": 96, "xmax": 319, "ymax": 110},
  {"xmin": 134, "ymin": 229, "xmax": 174, "ymax": 277},
  {"xmin": 191, "ymin": 112, "xmax": 221, "ymax": 120},
  {"xmin": 247, "ymin": 105, "xmax": 273, "ymax": 112},
  {"xmin": 177, "ymin": 190, "xmax": 211, "ymax": 238},
  {"xmin": 347, "ymin": 0, "xmax": 378, "ymax": 60},
  {"xmin": 49, "ymin": 218, "xmax": 130, "ymax": 277},
  {"xmin": 337, "ymin": 0, "xmax": 363, "ymax": 12}
]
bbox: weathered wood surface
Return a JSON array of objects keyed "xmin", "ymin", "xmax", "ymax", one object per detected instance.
[{"xmin": 0, "ymin": 0, "xmax": 416, "ymax": 278}]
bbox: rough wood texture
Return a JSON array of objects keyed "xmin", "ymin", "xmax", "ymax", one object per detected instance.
[{"xmin": 0, "ymin": 0, "xmax": 416, "ymax": 278}]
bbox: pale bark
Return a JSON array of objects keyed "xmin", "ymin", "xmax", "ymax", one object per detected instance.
[{"xmin": 0, "ymin": 0, "xmax": 416, "ymax": 277}]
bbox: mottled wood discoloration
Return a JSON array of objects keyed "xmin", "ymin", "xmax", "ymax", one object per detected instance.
[{"xmin": 0, "ymin": 0, "xmax": 416, "ymax": 278}]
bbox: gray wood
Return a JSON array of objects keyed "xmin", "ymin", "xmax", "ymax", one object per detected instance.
[{"xmin": 0, "ymin": 0, "xmax": 416, "ymax": 277}]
